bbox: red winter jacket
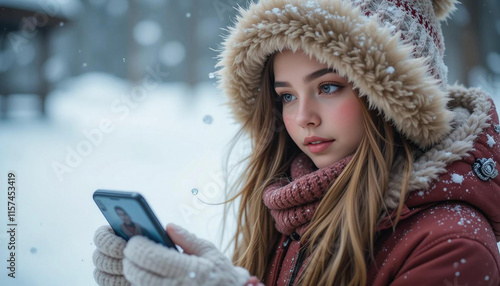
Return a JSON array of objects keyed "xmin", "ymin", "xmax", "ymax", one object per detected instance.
[{"xmin": 263, "ymin": 86, "xmax": 500, "ymax": 285}]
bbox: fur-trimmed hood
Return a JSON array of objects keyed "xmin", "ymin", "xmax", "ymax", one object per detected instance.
[
  {"xmin": 216, "ymin": 0, "xmax": 458, "ymax": 148},
  {"xmin": 383, "ymin": 85, "xmax": 500, "ymax": 240},
  {"xmin": 215, "ymin": 0, "xmax": 500, "ymax": 236}
]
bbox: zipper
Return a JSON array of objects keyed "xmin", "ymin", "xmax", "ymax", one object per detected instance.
[
  {"xmin": 286, "ymin": 246, "xmax": 307, "ymax": 286},
  {"xmin": 269, "ymin": 235, "xmax": 292, "ymax": 285},
  {"xmin": 285, "ymin": 231, "xmax": 307, "ymax": 286}
]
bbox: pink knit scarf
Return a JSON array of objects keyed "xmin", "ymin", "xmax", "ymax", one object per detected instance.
[{"xmin": 262, "ymin": 153, "xmax": 353, "ymax": 236}]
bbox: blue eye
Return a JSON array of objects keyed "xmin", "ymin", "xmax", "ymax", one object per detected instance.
[
  {"xmin": 281, "ymin": 93, "xmax": 296, "ymax": 103},
  {"xmin": 320, "ymin": 84, "xmax": 340, "ymax": 94}
]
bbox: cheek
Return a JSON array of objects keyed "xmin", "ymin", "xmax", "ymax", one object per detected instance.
[
  {"xmin": 331, "ymin": 97, "xmax": 364, "ymax": 132},
  {"xmin": 282, "ymin": 113, "xmax": 296, "ymax": 136},
  {"xmin": 338, "ymin": 97, "xmax": 361, "ymax": 118}
]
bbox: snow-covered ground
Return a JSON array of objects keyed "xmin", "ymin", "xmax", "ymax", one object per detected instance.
[
  {"xmin": 0, "ymin": 72, "xmax": 499, "ymax": 285},
  {"xmin": 0, "ymin": 72, "xmax": 246, "ymax": 285}
]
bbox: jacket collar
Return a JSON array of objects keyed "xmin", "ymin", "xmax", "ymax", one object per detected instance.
[{"xmin": 382, "ymin": 85, "xmax": 500, "ymax": 239}]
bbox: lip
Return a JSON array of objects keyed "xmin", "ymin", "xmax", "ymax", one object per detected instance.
[
  {"xmin": 304, "ymin": 136, "xmax": 335, "ymax": 154},
  {"xmin": 304, "ymin": 136, "xmax": 334, "ymax": 145}
]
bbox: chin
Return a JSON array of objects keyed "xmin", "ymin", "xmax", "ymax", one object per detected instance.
[
  {"xmin": 311, "ymin": 156, "xmax": 345, "ymax": 169},
  {"xmin": 312, "ymin": 159, "xmax": 334, "ymax": 169}
]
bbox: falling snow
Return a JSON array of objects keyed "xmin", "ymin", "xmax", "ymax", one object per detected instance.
[
  {"xmin": 3, "ymin": 3, "xmax": 500, "ymax": 284},
  {"xmin": 203, "ymin": 115, "xmax": 213, "ymax": 124},
  {"xmin": 133, "ymin": 20, "xmax": 162, "ymax": 46},
  {"xmin": 1, "ymin": 73, "xmax": 247, "ymax": 285},
  {"xmin": 159, "ymin": 41, "xmax": 186, "ymax": 66}
]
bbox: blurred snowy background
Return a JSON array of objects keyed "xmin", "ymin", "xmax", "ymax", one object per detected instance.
[{"xmin": 0, "ymin": 0, "xmax": 499, "ymax": 285}]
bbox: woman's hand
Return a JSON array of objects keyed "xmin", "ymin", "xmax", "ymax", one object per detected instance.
[
  {"xmin": 92, "ymin": 225, "xmax": 130, "ymax": 286},
  {"xmin": 122, "ymin": 223, "xmax": 251, "ymax": 285}
]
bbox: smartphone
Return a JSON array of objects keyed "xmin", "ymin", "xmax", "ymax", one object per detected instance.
[{"xmin": 93, "ymin": 189, "xmax": 177, "ymax": 249}]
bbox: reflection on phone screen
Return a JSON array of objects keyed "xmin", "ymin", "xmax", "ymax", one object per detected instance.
[{"xmin": 98, "ymin": 197, "xmax": 165, "ymax": 244}]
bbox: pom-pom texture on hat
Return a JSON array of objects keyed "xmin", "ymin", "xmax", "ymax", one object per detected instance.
[{"xmin": 432, "ymin": 0, "xmax": 458, "ymax": 20}]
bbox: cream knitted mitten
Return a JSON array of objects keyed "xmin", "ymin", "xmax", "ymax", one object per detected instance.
[
  {"xmin": 122, "ymin": 223, "xmax": 251, "ymax": 286},
  {"xmin": 92, "ymin": 225, "xmax": 130, "ymax": 286}
]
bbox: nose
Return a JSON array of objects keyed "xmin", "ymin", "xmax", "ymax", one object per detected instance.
[{"xmin": 296, "ymin": 95, "xmax": 320, "ymax": 128}]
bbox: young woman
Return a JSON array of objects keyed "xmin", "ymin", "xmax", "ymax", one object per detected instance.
[{"xmin": 92, "ymin": 0, "xmax": 500, "ymax": 285}]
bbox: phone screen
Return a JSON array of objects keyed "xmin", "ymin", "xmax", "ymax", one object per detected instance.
[{"xmin": 93, "ymin": 190, "xmax": 176, "ymax": 249}]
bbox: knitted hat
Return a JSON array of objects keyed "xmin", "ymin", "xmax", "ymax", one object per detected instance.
[{"xmin": 215, "ymin": 0, "xmax": 458, "ymax": 148}]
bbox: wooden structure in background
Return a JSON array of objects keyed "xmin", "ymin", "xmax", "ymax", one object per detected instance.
[{"xmin": 0, "ymin": 5, "xmax": 68, "ymax": 117}]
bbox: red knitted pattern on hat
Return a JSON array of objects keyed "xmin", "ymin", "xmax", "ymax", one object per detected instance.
[
  {"xmin": 362, "ymin": 0, "xmax": 446, "ymax": 84},
  {"xmin": 262, "ymin": 153, "xmax": 353, "ymax": 236},
  {"xmin": 365, "ymin": 0, "xmax": 443, "ymax": 53},
  {"xmin": 392, "ymin": 0, "xmax": 443, "ymax": 52}
]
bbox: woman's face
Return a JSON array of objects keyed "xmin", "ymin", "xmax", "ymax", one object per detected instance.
[{"xmin": 273, "ymin": 50, "xmax": 365, "ymax": 168}]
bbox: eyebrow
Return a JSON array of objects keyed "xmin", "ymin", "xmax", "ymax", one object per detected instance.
[{"xmin": 274, "ymin": 68, "xmax": 336, "ymax": 88}]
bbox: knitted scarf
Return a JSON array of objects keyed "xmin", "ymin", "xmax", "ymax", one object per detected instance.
[{"xmin": 262, "ymin": 153, "xmax": 353, "ymax": 236}]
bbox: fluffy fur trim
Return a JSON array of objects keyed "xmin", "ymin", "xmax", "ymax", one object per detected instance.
[
  {"xmin": 432, "ymin": 0, "xmax": 459, "ymax": 20},
  {"xmin": 216, "ymin": 0, "xmax": 454, "ymax": 148},
  {"xmin": 385, "ymin": 85, "xmax": 493, "ymax": 208}
]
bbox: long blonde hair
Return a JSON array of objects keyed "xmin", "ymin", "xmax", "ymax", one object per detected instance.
[{"xmin": 224, "ymin": 53, "xmax": 415, "ymax": 285}]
